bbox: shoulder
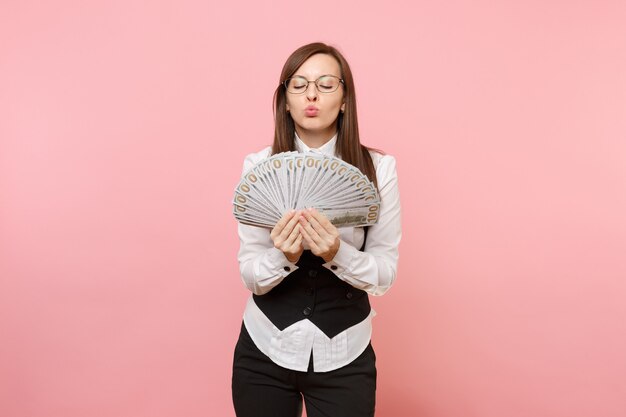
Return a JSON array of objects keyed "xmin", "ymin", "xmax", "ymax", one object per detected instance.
[
  {"xmin": 367, "ymin": 149, "xmax": 398, "ymax": 190},
  {"xmin": 368, "ymin": 149, "xmax": 397, "ymax": 181},
  {"xmin": 241, "ymin": 146, "xmax": 272, "ymax": 175}
]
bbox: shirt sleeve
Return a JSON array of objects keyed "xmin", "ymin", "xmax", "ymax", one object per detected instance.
[
  {"xmin": 322, "ymin": 154, "xmax": 402, "ymax": 296},
  {"xmin": 237, "ymin": 151, "xmax": 300, "ymax": 295}
]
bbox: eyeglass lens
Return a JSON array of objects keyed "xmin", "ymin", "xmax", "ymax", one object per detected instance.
[{"xmin": 286, "ymin": 76, "xmax": 341, "ymax": 93}]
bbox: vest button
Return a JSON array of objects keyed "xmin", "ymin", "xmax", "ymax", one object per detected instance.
[
  {"xmin": 305, "ymin": 288, "xmax": 314, "ymax": 296},
  {"xmin": 303, "ymin": 307, "xmax": 312, "ymax": 316},
  {"xmin": 346, "ymin": 291, "xmax": 353, "ymax": 300},
  {"xmin": 330, "ymin": 265, "xmax": 338, "ymax": 271},
  {"xmin": 308, "ymin": 269, "xmax": 318, "ymax": 278}
]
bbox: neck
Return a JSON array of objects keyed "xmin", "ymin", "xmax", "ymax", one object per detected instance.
[{"xmin": 296, "ymin": 126, "xmax": 337, "ymax": 149}]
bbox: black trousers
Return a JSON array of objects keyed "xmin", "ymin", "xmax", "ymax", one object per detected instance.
[{"xmin": 232, "ymin": 323, "xmax": 377, "ymax": 417}]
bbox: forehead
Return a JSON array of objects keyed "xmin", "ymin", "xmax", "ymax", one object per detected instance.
[{"xmin": 293, "ymin": 53, "xmax": 341, "ymax": 78}]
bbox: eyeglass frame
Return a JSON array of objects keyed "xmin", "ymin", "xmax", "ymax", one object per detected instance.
[{"xmin": 282, "ymin": 75, "xmax": 345, "ymax": 94}]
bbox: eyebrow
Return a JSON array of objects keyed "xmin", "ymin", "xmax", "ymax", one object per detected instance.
[{"xmin": 291, "ymin": 74, "xmax": 341, "ymax": 79}]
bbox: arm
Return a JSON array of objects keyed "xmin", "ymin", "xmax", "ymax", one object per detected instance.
[
  {"xmin": 301, "ymin": 155, "xmax": 401, "ymax": 296},
  {"xmin": 237, "ymin": 223, "xmax": 300, "ymax": 295},
  {"xmin": 236, "ymin": 151, "xmax": 303, "ymax": 295}
]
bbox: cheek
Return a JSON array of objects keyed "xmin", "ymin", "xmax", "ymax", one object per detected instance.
[
  {"xmin": 330, "ymin": 95, "xmax": 344, "ymax": 110},
  {"xmin": 326, "ymin": 99, "xmax": 343, "ymax": 116}
]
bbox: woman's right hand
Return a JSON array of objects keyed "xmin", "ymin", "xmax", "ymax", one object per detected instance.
[{"xmin": 270, "ymin": 210, "xmax": 304, "ymax": 263}]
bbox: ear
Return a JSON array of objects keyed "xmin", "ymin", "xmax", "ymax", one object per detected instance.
[
  {"xmin": 340, "ymin": 102, "xmax": 345, "ymax": 113},
  {"xmin": 286, "ymin": 104, "xmax": 290, "ymax": 112}
]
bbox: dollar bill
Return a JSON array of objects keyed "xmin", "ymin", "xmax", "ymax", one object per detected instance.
[{"xmin": 233, "ymin": 151, "xmax": 380, "ymax": 228}]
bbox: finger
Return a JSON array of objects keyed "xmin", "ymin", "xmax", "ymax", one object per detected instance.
[
  {"xmin": 279, "ymin": 211, "xmax": 302, "ymax": 240},
  {"xmin": 302, "ymin": 210, "xmax": 330, "ymax": 239},
  {"xmin": 299, "ymin": 215, "xmax": 323, "ymax": 244},
  {"xmin": 271, "ymin": 210, "xmax": 296, "ymax": 237},
  {"xmin": 299, "ymin": 224, "xmax": 320, "ymax": 253},
  {"xmin": 283, "ymin": 223, "xmax": 301, "ymax": 247},
  {"xmin": 307, "ymin": 208, "xmax": 336, "ymax": 234},
  {"xmin": 289, "ymin": 233, "xmax": 303, "ymax": 252}
]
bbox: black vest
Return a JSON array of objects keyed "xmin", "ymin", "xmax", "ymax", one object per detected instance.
[{"xmin": 253, "ymin": 229, "xmax": 370, "ymax": 339}]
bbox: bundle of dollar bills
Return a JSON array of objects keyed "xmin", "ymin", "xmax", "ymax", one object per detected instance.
[{"xmin": 233, "ymin": 151, "xmax": 380, "ymax": 228}]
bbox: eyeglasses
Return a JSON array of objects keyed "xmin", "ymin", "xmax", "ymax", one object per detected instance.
[{"xmin": 283, "ymin": 75, "xmax": 344, "ymax": 94}]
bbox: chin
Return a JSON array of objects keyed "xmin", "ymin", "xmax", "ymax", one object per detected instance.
[{"xmin": 298, "ymin": 120, "xmax": 334, "ymax": 131}]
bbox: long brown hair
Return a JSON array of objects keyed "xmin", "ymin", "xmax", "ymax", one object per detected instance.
[{"xmin": 272, "ymin": 42, "xmax": 379, "ymax": 188}]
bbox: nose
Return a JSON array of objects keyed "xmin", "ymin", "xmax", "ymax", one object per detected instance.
[{"xmin": 305, "ymin": 82, "xmax": 318, "ymax": 101}]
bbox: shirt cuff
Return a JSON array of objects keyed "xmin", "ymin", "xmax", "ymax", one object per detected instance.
[
  {"xmin": 322, "ymin": 240, "xmax": 356, "ymax": 276},
  {"xmin": 267, "ymin": 247, "xmax": 299, "ymax": 276}
]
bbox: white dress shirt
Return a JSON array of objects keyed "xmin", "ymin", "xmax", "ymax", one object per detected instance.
[{"xmin": 237, "ymin": 132, "xmax": 401, "ymax": 372}]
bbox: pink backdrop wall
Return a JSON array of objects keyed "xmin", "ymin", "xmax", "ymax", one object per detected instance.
[{"xmin": 1, "ymin": 1, "xmax": 625, "ymax": 416}]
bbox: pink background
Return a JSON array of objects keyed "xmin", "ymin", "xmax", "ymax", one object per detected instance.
[{"xmin": 2, "ymin": 1, "xmax": 625, "ymax": 416}]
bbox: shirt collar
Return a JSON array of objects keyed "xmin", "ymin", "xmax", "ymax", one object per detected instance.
[{"xmin": 294, "ymin": 131, "xmax": 338, "ymax": 156}]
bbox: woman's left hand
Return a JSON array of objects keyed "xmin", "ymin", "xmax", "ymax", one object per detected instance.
[{"xmin": 299, "ymin": 208, "xmax": 340, "ymax": 262}]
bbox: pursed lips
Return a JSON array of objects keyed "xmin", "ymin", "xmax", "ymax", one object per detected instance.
[{"xmin": 305, "ymin": 106, "xmax": 319, "ymax": 116}]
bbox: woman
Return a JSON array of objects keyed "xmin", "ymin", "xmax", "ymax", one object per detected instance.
[{"xmin": 232, "ymin": 42, "xmax": 401, "ymax": 417}]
